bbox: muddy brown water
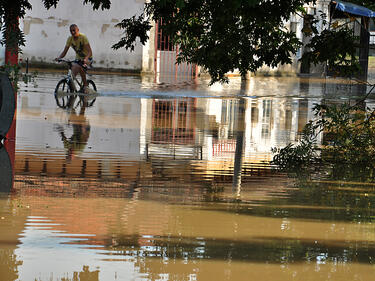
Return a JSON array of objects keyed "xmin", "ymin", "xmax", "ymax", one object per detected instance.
[{"xmin": 1, "ymin": 72, "xmax": 375, "ymax": 280}]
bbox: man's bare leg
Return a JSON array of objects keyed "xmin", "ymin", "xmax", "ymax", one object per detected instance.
[{"xmin": 72, "ymin": 63, "xmax": 88, "ymax": 92}]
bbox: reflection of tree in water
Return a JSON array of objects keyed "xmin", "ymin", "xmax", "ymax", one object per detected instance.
[
  {"xmin": 0, "ymin": 250, "xmax": 22, "ymax": 281},
  {"xmin": 0, "ymin": 197, "xmax": 27, "ymax": 281},
  {"xmin": 56, "ymin": 107, "xmax": 90, "ymax": 161},
  {"xmin": 268, "ymin": 98, "xmax": 375, "ymax": 222},
  {"xmin": 107, "ymin": 233, "xmax": 375, "ymax": 279},
  {"xmin": 200, "ymin": 177, "xmax": 375, "ymax": 224}
]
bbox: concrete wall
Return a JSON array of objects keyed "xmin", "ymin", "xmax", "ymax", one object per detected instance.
[
  {"xmin": 17, "ymin": 0, "xmax": 331, "ymax": 76},
  {"xmin": 20, "ymin": 0, "xmax": 145, "ymax": 71}
]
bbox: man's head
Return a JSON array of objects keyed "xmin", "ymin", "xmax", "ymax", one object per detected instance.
[{"xmin": 69, "ymin": 24, "xmax": 79, "ymax": 38}]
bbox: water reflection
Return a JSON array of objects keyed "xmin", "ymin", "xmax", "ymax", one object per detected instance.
[
  {"xmin": 55, "ymin": 107, "xmax": 90, "ymax": 162},
  {"xmin": 16, "ymin": 96, "xmax": 310, "ymax": 182},
  {"xmin": 14, "ymin": 77, "xmax": 327, "ymax": 198},
  {"xmin": 4, "ymin": 73, "xmax": 375, "ymax": 280},
  {"xmin": 2, "ymin": 193, "xmax": 375, "ymax": 280}
]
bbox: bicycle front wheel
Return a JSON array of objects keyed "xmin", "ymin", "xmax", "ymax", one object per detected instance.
[{"xmin": 54, "ymin": 79, "xmax": 74, "ymax": 108}]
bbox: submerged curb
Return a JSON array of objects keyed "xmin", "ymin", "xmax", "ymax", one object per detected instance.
[{"xmin": 0, "ymin": 74, "xmax": 15, "ymax": 140}]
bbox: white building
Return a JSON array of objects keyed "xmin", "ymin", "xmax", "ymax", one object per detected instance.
[
  {"xmin": 20, "ymin": 0, "xmax": 145, "ymax": 71},
  {"xmin": 11, "ymin": 0, "xmax": 372, "ymax": 77}
]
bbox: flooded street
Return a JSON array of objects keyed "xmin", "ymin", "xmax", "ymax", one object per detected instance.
[{"xmin": 2, "ymin": 71, "xmax": 375, "ymax": 280}]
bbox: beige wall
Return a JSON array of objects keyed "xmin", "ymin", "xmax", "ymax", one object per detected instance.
[
  {"xmin": 17, "ymin": 0, "xmax": 331, "ymax": 75},
  {"xmin": 20, "ymin": 0, "xmax": 145, "ymax": 71}
]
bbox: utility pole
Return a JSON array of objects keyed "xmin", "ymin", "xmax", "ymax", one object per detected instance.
[{"xmin": 3, "ymin": 16, "xmax": 19, "ymax": 183}]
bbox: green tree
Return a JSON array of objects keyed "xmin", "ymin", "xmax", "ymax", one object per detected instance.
[
  {"xmin": 112, "ymin": 0, "xmax": 375, "ymax": 83},
  {"xmin": 113, "ymin": 0, "xmax": 315, "ymax": 83},
  {"xmin": 1, "ymin": 0, "xmax": 374, "ymax": 83},
  {"xmin": 271, "ymin": 87, "xmax": 375, "ymax": 182}
]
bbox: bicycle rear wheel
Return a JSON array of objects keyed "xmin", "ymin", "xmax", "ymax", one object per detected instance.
[{"xmin": 54, "ymin": 79, "xmax": 75, "ymax": 108}]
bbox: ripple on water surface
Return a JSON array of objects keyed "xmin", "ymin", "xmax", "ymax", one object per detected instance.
[{"xmin": 3, "ymin": 72, "xmax": 375, "ymax": 280}]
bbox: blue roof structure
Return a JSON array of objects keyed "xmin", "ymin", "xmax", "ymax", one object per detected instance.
[{"xmin": 334, "ymin": 0, "xmax": 375, "ymax": 18}]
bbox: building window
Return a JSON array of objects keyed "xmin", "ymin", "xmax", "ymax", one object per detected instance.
[{"xmin": 290, "ymin": 22, "xmax": 298, "ymax": 33}]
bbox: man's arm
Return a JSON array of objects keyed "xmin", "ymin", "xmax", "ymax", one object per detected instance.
[
  {"xmin": 55, "ymin": 45, "xmax": 70, "ymax": 61},
  {"xmin": 83, "ymin": 43, "xmax": 92, "ymax": 65}
]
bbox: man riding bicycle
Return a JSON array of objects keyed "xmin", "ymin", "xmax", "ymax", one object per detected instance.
[{"xmin": 55, "ymin": 24, "xmax": 93, "ymax": 94}]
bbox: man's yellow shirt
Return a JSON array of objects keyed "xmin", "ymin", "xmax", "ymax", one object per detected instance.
[{"xmin": 66, "ymin": 33, "xmax": 91, "ymax": 60}]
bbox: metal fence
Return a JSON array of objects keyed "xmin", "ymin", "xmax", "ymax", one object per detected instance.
[
  {"xmin": 151, "ymin": 98, "xmax": 196, "ymax": 145},
  {"xmin": 154, "ymin": 19, "xmax": 198, "ymax": 83}
]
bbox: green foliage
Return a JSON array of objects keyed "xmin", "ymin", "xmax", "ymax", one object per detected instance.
[
  {"xmin": 0, "ymin": 0, "xmax": 32, "ymax": 54},
  {"xmin": 315, "ymin": 102, "xmax": 375, "ymax": 164},
  {"xmin": 82, "ymin": 0, "xmax": 111, "ymax": 10},
  {"xmin": 113, "ymin": 0, "xmax": 315, "ymax": 84},
  {"xmin": 41, "ymin": 0, "xmax": 110, "ymax": 9},
  {"xmin": 0, "ymin": 63, "xmax": 37, "ymax": 91},
  {"xmin": 272, "ymin": 89, "xmax": 375, "ymax": 181},
  {"xmin": 301, "ymin": 27, "xmax": 361, "ymax": 77},
  {"xmin": 112, "ymin": 14, "xmax": 151, "ymax": 52},
  {"xmin": 0, "ymin": 63, "xmax": 21, "ymax": 83},
  {"xmin": 1, "ymin": 0, "xmax": 373, "ymax": 84},
  {"xmin": 299, "ymin": 7, "xmax": 364, "ymax": 78},
  {"xmin": 271, "ymin": 121, "xmax": 319, "ymax": 172},
  {"xmin": 112, "ymin": 0, "xmax": 375, "ymax": 84}
]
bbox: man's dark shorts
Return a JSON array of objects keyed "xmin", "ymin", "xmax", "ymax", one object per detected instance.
[{"xmin": 74, "ymin": 58, "xmax": 93, "ymax": 71}]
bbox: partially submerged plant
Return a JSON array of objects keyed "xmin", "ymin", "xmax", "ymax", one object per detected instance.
[
  {"xmin": 0, "ymin": 63, "xmax": 37, "ymax": 91},
  {"xmin": 272, "ymin": 84, "xmax": 375, "ymax": 181},
  {"xmin": 271, "ymin": 121, "xmax": 319, "ymax": 172}
]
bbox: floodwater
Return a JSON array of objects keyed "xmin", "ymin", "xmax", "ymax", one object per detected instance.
[{"xmin": 1, "ymin": 71, "xmax": 375, "ymax": 280}]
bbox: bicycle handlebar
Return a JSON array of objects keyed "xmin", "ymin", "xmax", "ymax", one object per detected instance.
[
  {"xmin": 56, "ymin": 59, "xmax": 89, "ymax": 70},
  {"xmin": 57, "ymin": 59, "xmax": 72, "ymax": 64}
]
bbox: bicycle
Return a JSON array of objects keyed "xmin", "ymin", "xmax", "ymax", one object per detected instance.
[{"xmin": 54, "ymin": 59, "xmax": 97, "ymax": 109}]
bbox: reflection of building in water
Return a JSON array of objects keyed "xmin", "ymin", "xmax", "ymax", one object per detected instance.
[
  {"xmin": 152, "ymin": 99, "xmax": 196, "ymax": 145},
  {"xmin": 14, "ymin": 94, "xmax": 321, "ymax": 184},
  {"xmin": 195, "ymin": 97, "xmax": 320, "ymax": 162},
  {"xmin": 147, "ymin": 99, "xmax": 200, "ymax": 159},
  {"xmin": 246, "ymin": 99, "xmax": 299, "ymax": 154}
]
